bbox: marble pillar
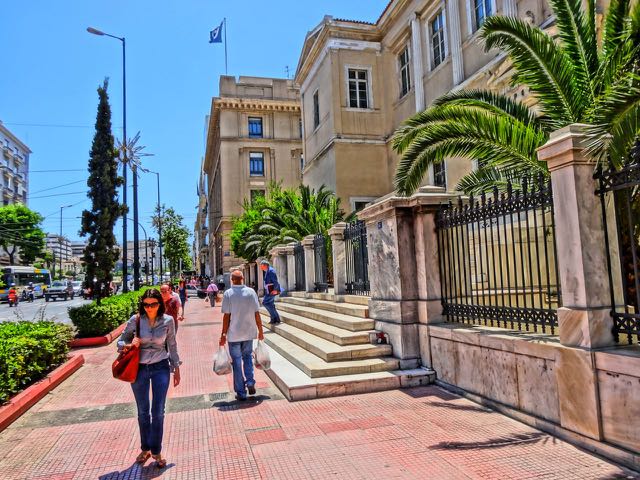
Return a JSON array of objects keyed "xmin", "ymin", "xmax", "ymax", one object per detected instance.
[
  {"xmin": 537, "ymin": 124, "xmax": 615, "ymax": 349},
  {"xmin": 302, "ymin": 235, "xmax": 316, "ymax": 293},
  {"xmin": 410, "ymin": 14, "xmax": 426, "ymax": 112},
  {"xmin": 446, "ymin": 0, "xmax": 464, "ymax": 85},
  {"xmin": 269, "ymin": 246, "xmax": 288, "ymax": 293},
  {"xmin": 329, "ymin": 222, "xmax": 347, "ymax": 295},
  {"xmin": 284, "ymin": 242, "xmax": 297, "ymax": 292}
]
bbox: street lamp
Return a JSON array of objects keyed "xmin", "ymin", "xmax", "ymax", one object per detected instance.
[
  {"xmin": 60, "ymin": 204, "xmax": 73, "ymax": 278},
  {"xmin": 127, "ymin": 217, "xmax": 149, "ymax": 285},
  {"xmin": 87, "ymin": 26, "xmax": 137, "ymax": 293},
  {"xmin": 146, "ymin": 170, "xmax": 163, "ymax": 280}
]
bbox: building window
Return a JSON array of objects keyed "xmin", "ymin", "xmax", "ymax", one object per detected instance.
[
  {"xmin": 430, "ymin": 11, "xmax": 447, "ymax": 69},
  {"xmin": 300, "ymin": 154, "xmax": 304, "ymax": 172},
  {"xmin": 248, "ymin": 117, "xmax": 263, "ymax": 138},
  {"xmin": 298, "ymin": 117, "xmax": 303, "ymax": 138},
  {"xmin": 433, "ymin": 162, "xmax": 447, "ymax": 189},
  {"xmin": 250, "ymin": 189, "xmax": 265, "ymax": 203},
  {"xmin": 348, "ymin": 69, "xmax": 369, "ymax": 108},
  {"xmin": 249, "ymin": 152, "xmax": 264, "ymax": 177},
  {"xmin": 474, "ymin": 0, "xmax": 493, "ymax": 30},
  {"xmin": 313, "ymin": 90, "xmax": 320, "ymax": 129},
  {"xmin": 399, "ymin": 47, "xmax": 411, "ymax": 98},
  {"xmin": 354, "ymin": 201, "xmax": 370, "ymax": 212}
]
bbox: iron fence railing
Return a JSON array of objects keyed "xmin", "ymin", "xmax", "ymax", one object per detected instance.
[
  {"xmin": 344, "ymin": 221, "xmax": 370, "ymax": 295},
  {"xmin": 313, "ymin": 233, "xmax": 328, "ymax": 292},
  {"xmin": 595, "ymin": 162, "xmax": 640, "ymax": 345},
  {"xmin": 293, "ymin": 242, "xmax": 305, "ymax": 292},
  {"xmin": 436, "ymin": 176, "xmax": 560, "ymax": 334}
]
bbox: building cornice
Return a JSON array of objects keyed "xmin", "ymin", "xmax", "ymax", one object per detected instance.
[
  {"xmin": 213, "ymin": 97, "xmax": 300, "ymax": 113},
  {"xmin": 0, "ymin": 123, "xmax": 32, "ymax": 153}
]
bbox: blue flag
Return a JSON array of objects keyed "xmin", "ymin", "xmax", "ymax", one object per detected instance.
[{"xmin": 209, "ymin": 22, "xmax": 223, "ymax": 43}]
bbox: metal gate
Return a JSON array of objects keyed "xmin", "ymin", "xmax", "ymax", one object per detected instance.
[
  {"xmin": 344, "ymin": 221, "xmax": 369, "ymax": 295},
  {"xmin": 313, "ymin": 233, "xmax": 328, "ymax": 292},
  {"xmin": 293, "ymin": 242, "xmax": 305, "ymax": 291}
]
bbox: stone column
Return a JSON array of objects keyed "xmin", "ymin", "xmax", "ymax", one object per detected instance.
[
  {"xmin": 446, "ymin": 0, "xmax": 465, "ymax": 86},
  {"xmin": 269, "ymin": 246, "xmax": 288, "ymax": 293},
  {"xmin": 358, "ymin": 187, "xmax": 457, "ymax": 368},
  {"xmin": 502, "ymin": 0, "xmax": 517, "ymax": 17},
  {"xmin": 284, "ymin": 242, "xmax": 297, "ymax": 292},
  {"xmin": 537, "ymin": 124, "xmax": 615, "ymax": 349},
  {"xmin": 329, "ymin": 222, "xmax": 348, "ymax": 295},
  {"xmin": 302, "ymin": 235, "xmax": 316, "ymax": 293},
  {"xmin": 410, "ymin": 14, "xmax": 426, "ymax": 112}
]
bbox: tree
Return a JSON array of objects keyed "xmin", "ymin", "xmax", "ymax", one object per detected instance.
[
  {"xmin": 79, "ymin": 79, "xmax": 124, "ymax": 302},
  {"xmin": 0, "ymin": 204, "xmax": 46, "ymax": 264},
  {"xmin": 231, "ymin": 183, "xmax": 353, "ymax": 261},
  {"xmin": 154, "ymin": 207, "xmax": 191, "ymax": 278},
  {"xmin": 392, "ymin": 0, "xmax": 640, "ymax": 195}
]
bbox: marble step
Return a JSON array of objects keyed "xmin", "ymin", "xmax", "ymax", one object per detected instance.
[
  {"xmin": 273, "ymin": 302, "xmax": 374, "ymax": 332},
  {"xmin": 260, "ymin": 308, "xmax": 372, "ymax": 346},
  {"xmin": 279, "ymin": 296, "xmax": 369, "ymax": 318},
  {"xmin": 260, "ymin": 313, "xmax": 392, "ymax": 361},
  {"xmin": 262, "ymin": 329, "xmax": 399, "ymax": 378},
  {"xmin": 264, "ymin": 344, "xmax": 435, "ymax": 401},
  {"xmin": 288, "ymin": 291, "xmax": 370, "ymax": 306}
]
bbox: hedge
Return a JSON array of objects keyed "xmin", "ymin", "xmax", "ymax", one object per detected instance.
[
  {"xmin": 68, "ymin": 287, "xmax": 156, "ymax": 338},
  {"xmin": 0, "ymin": 321, "xmax": 74, "ymax": 404}
]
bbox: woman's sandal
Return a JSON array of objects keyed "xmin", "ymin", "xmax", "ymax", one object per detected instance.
[
  {"xmin": 135, "ymin": 450, "xmax": 151, "ymax": 464},
  {"xmin": 152, "ymin": 454, "xmax": 167, "ymax": 468}
]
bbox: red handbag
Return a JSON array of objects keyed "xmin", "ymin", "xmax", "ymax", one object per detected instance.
[{"xmin": 112, "ymin": 315, "xmax": 141, "ymax": 383}]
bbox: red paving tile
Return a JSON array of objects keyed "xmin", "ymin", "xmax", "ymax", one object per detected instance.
[{"xmin": 0, "ymin": 298, "xmax": 637, "ymax": 479}]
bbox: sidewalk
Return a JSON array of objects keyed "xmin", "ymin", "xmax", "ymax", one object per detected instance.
[{"xmin": 0, "ymin": 297, "xmax": 637, "ymax": 479}]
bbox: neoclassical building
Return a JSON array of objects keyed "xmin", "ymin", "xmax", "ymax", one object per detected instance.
[
  {"xmin": 203, "ymin": 76, "xmax": 303, "ymax": 275},
  {"xmin": 295, "ymin": 0, "xmax": 553, "ymax": 212},
  {"xmin": 0, "ymin": 121, "xmax": 30, "ymax": 207}
]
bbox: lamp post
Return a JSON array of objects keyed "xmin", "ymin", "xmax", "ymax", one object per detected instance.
[
  {"xmin": 147, "ymin": 170, "xmax": 163, "ymax": 281},
  {"xmin": 87, "ymin": 26, "xmax": 137, "ymax": 292},
  {"xmin": 59, "ymin": 204, "xmax": 73, "ymax": 278},
  {"xmin": 149, "ymin": 238, "xmax": 157, "ymax": 284},
  {"xmin": 127, "ymin": 217, "xmax": 149, "ymax": 285}
]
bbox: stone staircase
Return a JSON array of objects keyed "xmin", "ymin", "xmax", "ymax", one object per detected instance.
[{"xmin": 260, "ymin": 291, "xmax": 435, "ymax": 401}]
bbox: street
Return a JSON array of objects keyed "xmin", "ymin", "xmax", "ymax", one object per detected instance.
[{"xmin": 0, "ymin": 296, "xmax": 90, "ymax": 325}]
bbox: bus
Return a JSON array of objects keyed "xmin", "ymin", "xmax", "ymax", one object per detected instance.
[{"xmin": 0, "ymin": 266, "xmax": 52, "ymax": 301}]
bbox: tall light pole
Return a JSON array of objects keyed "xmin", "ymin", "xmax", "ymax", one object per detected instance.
[
  {"xmin": 86, "ymin": 26, "xmax": 135, "ymax": 292},
  {"xmin": 59, "ymin": 204, "xmax": 73, "ymax": 278},
  {"xmin": 147, "ymin": 170, "xmax": 163, "ymax": 280},
  {"xmin": 128, "ymin": 217, "xmax": 149, "ymax": 285}
]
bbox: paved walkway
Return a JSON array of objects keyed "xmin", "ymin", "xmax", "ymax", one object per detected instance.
[{"xmin": 0, "ymin": 298, "xmax": 637, "ymax": 479}]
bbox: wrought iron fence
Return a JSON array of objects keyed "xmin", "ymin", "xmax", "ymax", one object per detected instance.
[
  {"xmin": 313, "ymin": 233, "xmax": 328, "ymax": 292},
  {"xmin": 293, "ymin": 242, "xmax": 305, "ymax": 291},
  {"xmin": 344, "ymin": 221, "xmax": 370, "ymax": 295},
  {"xmin": 595, "ymin": 162, "xmax": 640, "ymax": 345},
  {"xmin": 436, "ymin": 176, "xmax": 560, "ymax": 334}
]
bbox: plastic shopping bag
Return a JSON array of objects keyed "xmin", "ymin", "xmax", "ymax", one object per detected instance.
[
  {"xmin": 213, "ymin": 347, "xmax": 232, "ymax": 375},
  {"xmin": 253, "ymin": 340, "xmax": 271, "ymax": 370}
]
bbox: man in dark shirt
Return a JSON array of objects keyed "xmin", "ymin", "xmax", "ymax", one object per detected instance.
[{"xmin": 260, "ymin": 260, "xmax": 281, "ymax": 325}]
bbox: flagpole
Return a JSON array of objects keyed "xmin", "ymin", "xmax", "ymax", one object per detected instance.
[{"xmin": 224, "ymin": 17, "xmax": 228, "ymax": 75}]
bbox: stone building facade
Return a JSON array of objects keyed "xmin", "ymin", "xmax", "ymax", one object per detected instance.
[
  {"xmin": 203, "ymin": 76, "xmax": 303, "ymax": 275},
  {"xmin": 295, "ymin": 0, "xmax": 552, "ymax": 212}
]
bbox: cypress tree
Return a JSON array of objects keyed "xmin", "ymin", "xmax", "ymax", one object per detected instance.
[{"xmin": 79, "ymin": 79, "xmax": 124, "ymax": 301}]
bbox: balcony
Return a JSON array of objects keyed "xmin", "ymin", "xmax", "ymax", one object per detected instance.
[
  {"xmin": 2, "ymin": 146, "xmax": 11, "ymax": 159},
  {"xmin": 13, "ymin": 154, "xmax": 23, "ymax": 166}
]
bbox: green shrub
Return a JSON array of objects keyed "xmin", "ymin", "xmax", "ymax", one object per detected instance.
[
  {"xmin": 0, "ymin": 321, "xmax": 74, "ymax": 404},
  {"xmin": 68, "ymin": 287, "xmax": 156, "ymax": 338}
]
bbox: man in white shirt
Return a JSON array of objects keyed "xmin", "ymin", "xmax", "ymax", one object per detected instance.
[{"xmin": 219, "ymin": 270, "xmax": 264, "ymax": 401}]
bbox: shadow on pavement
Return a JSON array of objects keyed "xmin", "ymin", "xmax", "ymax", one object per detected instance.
[
  {"xmin": 213, "ymin": 394, "xmax": 272, "ymax": 410},
  {"xmin": 426, "ymin": 400, "xmax": 494, "ymax": 413},
  {"xmin": 431, "ymin": 432, "xmax": 550, "ymax": 450},
  {"xmin": 98, "ymin": 462, "xmax": 175, "ymax": 479}
]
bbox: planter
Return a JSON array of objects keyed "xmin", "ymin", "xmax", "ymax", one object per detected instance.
[
  {"xmin": 69, "ymin": 322, "xmax": 127, "ymax": 348},
  {"xmin": 0, "ymin": 354, "xmax": 84, "ymax": 432}
]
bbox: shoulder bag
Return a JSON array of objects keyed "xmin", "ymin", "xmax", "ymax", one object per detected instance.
[{"xmin": 112, "ymin": 314, "xmax": 141, "ymax": 383}]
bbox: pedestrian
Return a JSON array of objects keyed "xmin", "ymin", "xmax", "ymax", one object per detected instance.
[
  {"xmin": 160, "ymin": 283, "xmax": 183, "ymax": 331},
  {"xmin": 117, "ymin": 288, "xmax": 181, "ymax": 468},
  {"xmin": 206, "ymin": 280, "xmax": 218, "ymax": 307},
  {"xmin": 260, "ymin": 259, "xmax": 281, "ymax": 325},
  {"xmin": 219, "ymin": 270, "xmax": 264, "ymax": 401},
  {"xmin": 177, "ymin": 280, "xmax": 188, "ymax": 312}
]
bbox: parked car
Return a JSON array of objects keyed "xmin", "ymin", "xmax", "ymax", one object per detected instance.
[
  {"xmin": 45, "ymin": 281, "xmax": 74, "ymax": 302},
  {"xmin": 71, "ymin": 281, "xmax": 83, "ymax": 296}
]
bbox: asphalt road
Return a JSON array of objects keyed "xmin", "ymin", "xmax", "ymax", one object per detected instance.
[{"xmin": 0, "ymin": 296, "xmax": 91, "ymax": 325}]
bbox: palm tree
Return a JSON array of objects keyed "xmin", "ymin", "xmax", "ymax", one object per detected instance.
[
  {"xmin": 393, "ymin": 0, "xmax": 640, "ymax": 196},
  {"xmin": 231, "ymin": 184, "xmax": 354, "ymax": 262}
]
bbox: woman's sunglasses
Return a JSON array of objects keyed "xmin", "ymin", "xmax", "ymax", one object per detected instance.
[{"xmin": 142, "ymin": 301, "xmax": 160, "ymax": 309}]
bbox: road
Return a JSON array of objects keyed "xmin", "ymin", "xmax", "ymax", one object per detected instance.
[{"xmin": 0, "ymin": 296, "xmax": 91, "ymax": 325}]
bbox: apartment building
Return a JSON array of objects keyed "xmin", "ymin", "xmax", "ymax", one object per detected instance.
[
  {"xmin": 203, "ymin": 76, "xmax": 303, "ymax": 275},
  {"xmin": 295, "ymin": 0, "xmax": 552, "ymax": 212},
  {"xmin": 0, "ymin": 121, "xmax": 30, "ymax": 206},
  {"xmin": 194, "ymin": 157, "xmax": 210, "ymax": 276}
]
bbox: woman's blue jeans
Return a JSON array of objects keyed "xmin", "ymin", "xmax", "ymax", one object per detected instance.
[
  {"xmin": 228, "ymin": 341, "xmax": 255, "ymax": 398},
  {"xmin": 131, "ymin": 359, "xmax": 170, "ymax": 455}
]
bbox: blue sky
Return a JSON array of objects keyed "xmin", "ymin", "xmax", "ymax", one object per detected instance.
[{"xmin": 0, "ymin": 0, "xmax": 388, "ymax": 245}]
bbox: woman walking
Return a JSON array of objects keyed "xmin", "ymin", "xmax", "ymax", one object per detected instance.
[
  {"xmin": 177, "ymin": 279, "xmax": 188, "ymax": 317},
  {"xmin": 118, "ymin": 288, "xmax": 181, "ymax": 468}
]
